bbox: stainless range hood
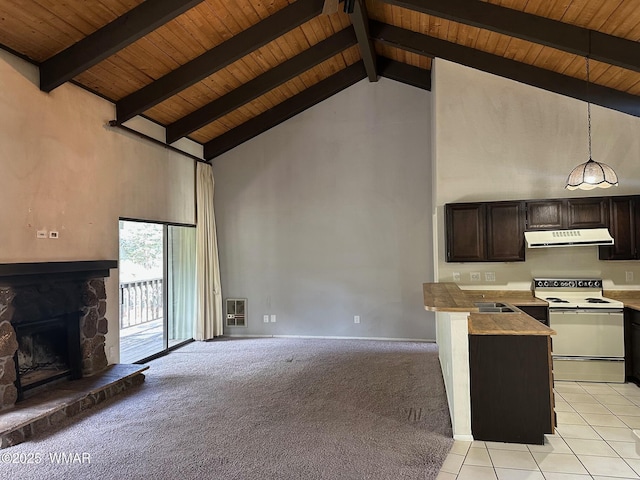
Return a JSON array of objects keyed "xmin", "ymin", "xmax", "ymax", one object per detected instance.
[{"xmin": 525, "ymin": 228, "xmax": 614, "ymax": 248}]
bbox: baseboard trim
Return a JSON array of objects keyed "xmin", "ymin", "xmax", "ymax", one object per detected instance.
[{"xmin": 225, "ymin": 334, "xmax": 436, "ymax": 342}]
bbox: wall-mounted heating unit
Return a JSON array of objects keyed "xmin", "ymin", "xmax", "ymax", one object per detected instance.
[{"xmin": 225, "ymin": 298, "xmax": 247, "ymax": 327}]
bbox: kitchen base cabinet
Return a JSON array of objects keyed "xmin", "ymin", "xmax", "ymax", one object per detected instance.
[
  {"xmin": 516, "ymin": 305, "xmax": 549, "ymax": 326},
  {"xmin": 469, "ymin": 334, "xmax": 554, "ymax": 445},
  {"xmin": 627, "ymin": 308, "xmax": 640, "ymax": 384}
]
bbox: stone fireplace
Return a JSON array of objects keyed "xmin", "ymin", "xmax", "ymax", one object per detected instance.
[{"xmin": 0, "ymin": 261, "xmax": 117, "ymax": 410}]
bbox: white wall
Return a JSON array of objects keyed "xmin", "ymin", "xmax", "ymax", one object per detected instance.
[
  {"xmin": 432, "ymin": 59, "xmax": 640, "ymax": 289},
  {"xmin": 213, "ymin": 77, "xmax": 435, "ymax": 339},
  {"xmin": 0, "ymin": 50, "xmax": 196, "ymax": 362}
]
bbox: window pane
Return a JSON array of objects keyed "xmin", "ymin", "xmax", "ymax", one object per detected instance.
[{"xmin": 167, "ymin": 225, "xmax": 196, "ymax": 346}]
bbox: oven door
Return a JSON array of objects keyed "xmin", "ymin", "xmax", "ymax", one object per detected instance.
[{"xmin": 549, "ymin": 308, "xmax": 625, "ymax": 382}]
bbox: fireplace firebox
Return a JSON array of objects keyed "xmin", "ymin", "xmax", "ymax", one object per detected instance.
[{"xmin": 13, "ymin": 312, "xmax": 82, "ymax": 400}]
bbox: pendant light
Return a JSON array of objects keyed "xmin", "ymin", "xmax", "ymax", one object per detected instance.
[{"xmin": 565, "ymin": 54, "xmax": 618, "ymax": 190}]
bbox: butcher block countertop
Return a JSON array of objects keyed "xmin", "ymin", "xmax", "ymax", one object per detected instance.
[
  {"xmin": 423, "ymin": 282, "xmax": 480, "ymax": 312},
  {"xmin": 424, "ymin": 283, "xmax": 555, "ymax": 336},
  {"xmin": 605, "ymin": 291, "xmax": 640, "ymax": 311},
  {"xmin": 468, "ymin": 313, "xmax": 555, "ymax": 336}
]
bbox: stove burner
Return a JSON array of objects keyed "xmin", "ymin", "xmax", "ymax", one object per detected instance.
[
  {"xmin": 585, "ymin": 297, "xmax": 609, "ymax": 304},
  {"xmin": 545, "ymin": 297, "xmax": 570, "ymax": 303}
]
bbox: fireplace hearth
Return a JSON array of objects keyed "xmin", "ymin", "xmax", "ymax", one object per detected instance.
[{"xmin": 0, "ymin": 261, "xmax": 117, "ymax": 410}]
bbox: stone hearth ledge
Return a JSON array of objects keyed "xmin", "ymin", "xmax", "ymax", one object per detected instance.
[{"xmin": 0, "ymin": 364, "xmax": 148, "ymax": 448}]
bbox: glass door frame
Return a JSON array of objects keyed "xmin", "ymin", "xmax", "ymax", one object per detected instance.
[{"xmin": 119, "ymin": 217, "xmax": 196, "ymax": 363}]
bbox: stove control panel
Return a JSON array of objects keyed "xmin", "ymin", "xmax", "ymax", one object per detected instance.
[{"xmin": 533, "ymin": 278, "xmax": 603, "ymax": 289}]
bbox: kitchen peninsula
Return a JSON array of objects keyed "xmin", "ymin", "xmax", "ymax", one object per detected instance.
[{"xmin": 425, "ymin": 283, "xmax": 556, "ymax": 444}]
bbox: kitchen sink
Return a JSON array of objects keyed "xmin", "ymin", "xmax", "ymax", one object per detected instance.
[{"xmin": 474, "ymin": 301, "xmax": 519, "ymax": 313}]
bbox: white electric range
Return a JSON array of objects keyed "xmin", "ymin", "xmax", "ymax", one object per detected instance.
[{"xmin": 534, "ymin": 278, "xmax": 625, "ymax": 383}]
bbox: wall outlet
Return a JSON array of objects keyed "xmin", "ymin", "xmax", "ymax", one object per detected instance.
[
  {"xmin": 626, "ymin": 271, "xmax": 634, "ymax": 283},
  {"xmin": 354, "ymin": 315, "xmax": 360, "ymax": 324},
  {"xmin": 270, "ymin": 314, "xmax": 276, "ymax": 323},
  {"xmin": 452, "ymin": 272, "xmax": 461, "ymax": 282},
  {"xmin": 49, "ymin": 231, "xmax": 59, "ymax": 239},
  {"xmin": 470, "ymin": 272, "xmax": 481, "ymax": 282},
  {"xmin": 263, "ymin": 315, "xmax": 270, "ymax": 323},
  {"xmin": 484, "ymin": 271, "xmax": 496, "ymax": 282},
  {"xmin": 36, "ymin": 230, "xmax": 47, "ymax": 239}
]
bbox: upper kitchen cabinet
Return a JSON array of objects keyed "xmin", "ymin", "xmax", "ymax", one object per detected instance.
[
  {"xmin": 446, "ymin": 203, "xmax": 486, "ymax": 262},
  {"xmin": 526, "ymin": 200, "xmax": 564, "ymax": 230},
  {"xmin": 526, "ymin": 198, "xmax": 608, "ymax": 230},
  {"xmin": 446, "ymin": 201, "xmax": 525, "ymax": 263},
  {"xmin": 567, "ymin": 198, "xmax": 609, "ymax": 229},
  {"xmin": 486, "ymin": 202, "xmax": 526, "ymax": 262},
  {"xmin": 599, "ymin": 196, "xmax": 640, "ymax": 260}
]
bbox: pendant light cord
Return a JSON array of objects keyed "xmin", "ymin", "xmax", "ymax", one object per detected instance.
[
  {"xmin": 586, "ymin": 32, "xmax": 592, "ymax": 161},
  {"xmin": 587, "ymin": 56, "xmax": 592, "ymax": 160}
]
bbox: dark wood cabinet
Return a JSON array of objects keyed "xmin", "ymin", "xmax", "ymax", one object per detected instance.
[
  {"xmin": 486, "ymin": 202, "xmax": 526, "ymax": 262},
  {"xmin": 469, "ymin": 334, "xmax": 554, "ymax": 444},
  {"xmin": 445, "ymin": 194, "xmax": 640, "ymax": 263},
  {"xmin": 517, "ymin": 305, "xmax": 549, "ymax": 326},
  {"xmin": 446, "ymin": 201, "xmax": 524, "ymax": 262},
  {"xmin": 526, "ymin": 200, "xmax": 564, "ymax": 230},
  {"xmin": 631, "ymin": 322, "xmax": 640, "ymax": 382},
  {"xmin": 445, "ymin": 203, "xmax": 486, "ymax": 262},
  {"xmin": 567, "ymin": 197, "xmax": 609, "ymax": 228},
  {"xmin": 626, "ymin": 308, "xmax": 640, "ymax": 384},
  {"xmin": 526, "ymin": 198, "xmax": 608, "ymax": 231},
  {"xmin": 599, "ymin": 196, "xmax": 640, "ymax": 260}
]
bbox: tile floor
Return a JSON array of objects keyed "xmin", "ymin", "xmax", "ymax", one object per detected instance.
[{"xmin": 437, "ymin": 380, "xmax": 640, "ymax": 480}]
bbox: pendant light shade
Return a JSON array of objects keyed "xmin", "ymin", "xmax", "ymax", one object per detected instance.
[
  {"xmin": 565, "ymin": 158, "xmax": 619, "ymax": 190},
  {"xmin": 564, "ymin": 52, "xmax": 619, "ymax": 190}
]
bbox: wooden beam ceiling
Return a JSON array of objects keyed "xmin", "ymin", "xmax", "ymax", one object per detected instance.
[
  {"xmin": 3, "ymin": 0, "xmax": 638, "ymax": 161},
  {"xmin": 377, "ymin": 57, "xmax": 430, "ymax": 91},
  {"xmin": 371, "ymin": 21, "xmax": 640, "ymax": 118},
  {"xmin": 380, "ymin": 0, "xmax": 640, "ymax": 74},
  {"xmin": 116, "ymin": 0, "xmax": 326, "ymax": 123},
  {"xmin": 166, "ymin": 27, "xmax": 359, "ymax": 144},
  {"xmin": 204, "ymin": 62, "xmax": 367, "ymax": 160},
  {"xmin": 350, "ymin": 0, "xmax": 378, "ymax": 81},
  {"xmin": 40, "ymin": 0, "xmax": 205, "ymax": 93}
]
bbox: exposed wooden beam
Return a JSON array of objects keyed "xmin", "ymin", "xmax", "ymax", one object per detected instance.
[
  {"xmin": 116, "ymin": 0, "xmax": 325, "ymax": 123},
  {"xmin": 378, "ymin": 57, "xmax": 430, "ymax": 90},
  {"xmin": 322, "ymin": 0, "xmax": 340, "ymax": 15},
  {"xmin": 371, "ymin": 21, "xmax": 640, "ymax": 118},
  {"xmin": 40, "ymin": 0, "xmax": 204, "ymax": 93},
  {"xmin": 380, "ymin": 0, "xmax": 640, "ymax": 74},
  {"xmin": 204, "ymin": 62, "xmax": 367, "ymax": 160},
  {"xmin": 167, "ymin": 27, "xmax": 357, "ymax": 144},
  {"xmin": 349, "ymin": 0, "xmax": 377, "ymax": 81}
]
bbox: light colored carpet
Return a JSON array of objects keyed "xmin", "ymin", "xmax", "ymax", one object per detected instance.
[{"xmin": 1, "ymin": 337, "xmax": 453, "ymax": 479}]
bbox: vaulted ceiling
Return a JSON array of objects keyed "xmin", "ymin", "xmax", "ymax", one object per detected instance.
[{"xmin": 1, "ymin": 0, "xmax": 639, "ymax": 162}]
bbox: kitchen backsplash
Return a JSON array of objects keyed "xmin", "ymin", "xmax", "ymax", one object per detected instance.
[{"xmin": 438, "ymin": 245, "xmax": 640, "ymax": 290}]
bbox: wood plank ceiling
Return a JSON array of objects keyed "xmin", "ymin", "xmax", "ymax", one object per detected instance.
[{"xmin": 0, "ymin": 0, "xmax": 639, "ymax": 161}]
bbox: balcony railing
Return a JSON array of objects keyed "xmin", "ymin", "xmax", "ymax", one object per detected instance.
[{"xmin": 119, "ymin": 278, "xmax": 163, "ymax": 329}]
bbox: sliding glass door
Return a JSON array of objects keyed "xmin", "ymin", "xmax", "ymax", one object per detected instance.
[
  {"xmin": 119, "ymin": 220, "xmax": 195, "ymax": 363},
  {"xmin": 167, "ymin": 225, "xmax": 196, "ymax": 348}
]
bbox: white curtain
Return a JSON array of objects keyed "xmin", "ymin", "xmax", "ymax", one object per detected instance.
[{"xmin": 195, "ymin": 162, "xmax": 223, "ymax": 340}]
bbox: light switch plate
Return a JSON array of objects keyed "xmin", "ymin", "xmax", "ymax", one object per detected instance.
[
  {"xmin": 36, "ymin": 230, "xmax": 47, "ymax": 239},
  {"xmin": 270, "ymin": 314, "xmax": 276, "ymax": 323},
  {"xmin": 263, "ymin": 315, "xmax": 269, "ymax": 323},
  {"xmin": 626, "ymin": 271, "xmax": 634, "ymax": 282}
]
